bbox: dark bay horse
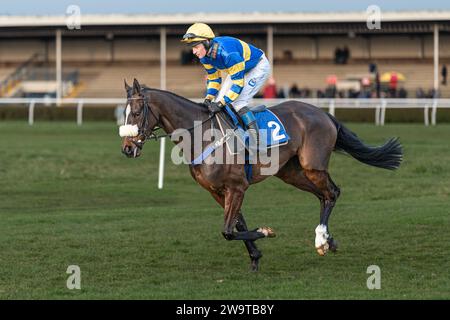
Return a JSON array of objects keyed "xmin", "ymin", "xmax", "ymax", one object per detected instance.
[{"xmin": 121, "ymin": 79, "xmax": 402, "ymax": 271}]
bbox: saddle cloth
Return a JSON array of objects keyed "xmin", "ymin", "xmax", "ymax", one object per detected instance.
[{"xmin": 216, "ymin": 105, "xmax": 290, "ymax": 155}]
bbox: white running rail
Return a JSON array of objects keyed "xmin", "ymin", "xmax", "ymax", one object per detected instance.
[
  {"xmin": 1, "ymin": 97, "xmax": 449, "ymax": 126},
  {"xmin": 2, "ymin": 97, "xmax": 449, "ymax": 190}
]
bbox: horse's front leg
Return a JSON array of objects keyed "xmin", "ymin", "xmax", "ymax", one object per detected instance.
[
  {"xmin": 236, "ymin": 213, "xmax": 263, "ymax": 272},
  {"xmin": 221, "ymin": 188, "xmax": 275, "ymax": 241},
  {"xmin": 221, "ymin": 187, "xmax": 244, "ymax": 239},
  {"xmin": 209, "ymin": 190, "xmax": 263, "ymax": 271}
]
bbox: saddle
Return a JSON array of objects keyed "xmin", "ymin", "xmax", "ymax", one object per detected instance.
[{"xmin": 215, "ymin": 104, "xmax": 290, "ymax": 156}]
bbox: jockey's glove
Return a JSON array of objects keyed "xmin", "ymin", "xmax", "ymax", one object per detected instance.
[
  {"xmin": 207, "ymin": 101, "xmax": 224, "ymax": 114},
  {"xmin": 202, "ymin": 98, "xmax": 212, "ymax": 108}
]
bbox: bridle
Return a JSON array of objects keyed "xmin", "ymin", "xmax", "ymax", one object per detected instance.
[
  {"xmin": 126, "ymin": 96, "xmax": 161, "ymax": 147},
  {"xmin": 125, "ymin": 95, "xmax": 215, "ymax": 150}
]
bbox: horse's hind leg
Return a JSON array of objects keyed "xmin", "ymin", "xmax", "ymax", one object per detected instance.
[
  {"xmin": 276, "ymin": 157, "xmax": 340, "ymax": 256},
  {"xmin": 303, "ymin": 169, "xmax": 340, "ymax": 256},
  {"xmin": 297, "ymin": 127, "xmax": 341, "ymax": 255}
]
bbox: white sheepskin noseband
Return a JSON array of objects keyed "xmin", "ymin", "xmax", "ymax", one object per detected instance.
[
  {"xmin": 119, "ymin": 103, "xmax": 139, "ymax": 137},
  {"xmin": 119, "ymin": 124, "xmax": 139, "ymax": 137}
]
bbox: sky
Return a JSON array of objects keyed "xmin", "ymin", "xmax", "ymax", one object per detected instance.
[{"xmin": 0, "ymin": 0, "xmax": 449, "ymax": 15}]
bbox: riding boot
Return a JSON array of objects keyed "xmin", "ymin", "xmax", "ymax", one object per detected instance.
[{"xmin": 238, "ymin": 107, "xmax": 261, "ymax": 153}]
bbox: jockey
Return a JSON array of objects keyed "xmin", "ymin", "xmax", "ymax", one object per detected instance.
[{"xmin": 181, "ymin": 22, "xmax": 271, "ymax": 148}]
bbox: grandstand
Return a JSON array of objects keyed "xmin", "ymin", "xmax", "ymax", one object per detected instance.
[
  {"xmin": 65, "ymin": 60, "xmax": 445, "ymax": 99},
  {"xmin": 74, "ymin": 64, "xmax": 204, "ymax": 98},
  {"xmin": 1, "ymin": 11, "xmax": 450, "ymax": 99}
]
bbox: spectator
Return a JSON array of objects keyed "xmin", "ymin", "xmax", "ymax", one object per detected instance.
[
  {"xmin": 428, "ymin": 88, "xmax": 440, "ymax": 98},
  {"xmin": 368, "ymin": 62, "xmax": 381, "ymax": 98},
  {"xmin": 342, "ymin": 46, "xmax": 350, "ymax": 64},
  {"xmin": 441, "ymin": 64, "xmax": 447, "ymax": 85},
  {"xmin": 280, "ymin": 84, "xmax": 290, "ymax": 98},
  {"xmin": 360, "ymin": 77, "xmax": 371, "ymax": 98},
  {"xmin": 348, "ymin": 89, "xmax": 359, "ymax": 98},
  {"xmin": 416, "ymin": 87, "xmax": 425, "ymax": 98},
  {"xmin": 316, "ymin": 89, "xmax": 325, "ymax": 98},
  {"xmin": 283, "ymin": 50, "xmax": 293, "ymax": 61},
  {"xmin": 325, "ymin": 85, "xmax": 336, "ymax": 98},
  {"xmin": 375, "ymin": 71, "xmax": 381, "ymax": 98},
  {"xmin": 289, "ymin": 83, "xmax": 301, "ymax": 98},
  {"xmin": 263, "ymin": 77, "xmax": 277, "ymax": 99},
  {"xmin": 369, "ymin": 62, "xmax": 377, "ymax": 73},
  {"xmin": 334, "ymin": 47, "xmax": 342, "ymax": 64},
  {"xmin": 389, "ymin": 72, "xmax": 398, "ymax": 98},
  {"xmin": 398, "ymin": 87, "xmax": 407, "ymax": 98},
  {"xmin": 303, "ymin": 87, "xmax": 311, "ymax": 98},
  {"xmin": 277, "ymin": 89, "xmax": 286, "ymax": 98}
]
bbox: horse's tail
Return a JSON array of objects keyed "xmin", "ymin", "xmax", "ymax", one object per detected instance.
[{"xmin": 326, "ymin": 113, "xmax": 403, "ymax": 170}]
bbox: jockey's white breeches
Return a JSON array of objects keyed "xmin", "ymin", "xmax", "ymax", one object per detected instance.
[{"xmin": 214, "ymin": 54, "xmax": 271, "ymax": 112}]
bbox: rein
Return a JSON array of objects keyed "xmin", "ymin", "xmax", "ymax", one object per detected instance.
[{"xmin": 125, "ymin": 96, "xmax": 215, "ymax": 149}]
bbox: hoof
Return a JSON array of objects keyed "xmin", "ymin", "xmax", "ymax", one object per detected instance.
[
  {"xmin": 257, "ymin": 226, "xmax": 276, "ymax": 238},
  {"xmin": 316, "ymin": 243, "xmax": 329, "ymax": 256},
  {"xmin": 221, "ymin": 232, "xmax": 234, "ymax": 241},
  {"xmin": 250, "ymin": 259, "xmax": 259, "ymax": 272},
  {"xmin": 328, "ymin": 238, "xmax": 338, "ymax": 253}
]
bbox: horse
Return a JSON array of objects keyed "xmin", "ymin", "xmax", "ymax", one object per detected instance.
[{"xmin": 121, "ymin": 78, "xmax": 402, "ymax": 271}]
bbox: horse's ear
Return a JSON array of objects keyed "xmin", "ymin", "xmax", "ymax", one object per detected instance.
[
  {"xmin": 124, "ymin": 79, "xmax": 131, "ymax": 91},
  {"xmin": 132, "ymin": 78, "xmax": 141, "ymax": 95}
]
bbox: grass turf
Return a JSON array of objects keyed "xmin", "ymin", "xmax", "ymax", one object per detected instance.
[{"xmin": 0, "ymin": 121, "xmax": 449, "ymax": 299}]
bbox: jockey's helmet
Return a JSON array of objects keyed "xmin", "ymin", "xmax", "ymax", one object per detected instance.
[{"xmin": 181, "ymin": 23, "xmax": 215, "ymax": 46}]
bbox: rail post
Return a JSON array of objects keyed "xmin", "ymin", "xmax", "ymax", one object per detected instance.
[
  {"xmin": 77, "ymin": 100, "xmax": 84, "ymax": 126},
  {"xmin": 375, "ymin": 104, "xmax": 380, "ymax": 125},
  {"xmin": 329, "ymin": 99, "xmax": 335, "ymax": 116},
  {"xmin": 28, "ymin": 100, "xmax": 36, "ymax": 125},
  {"xmin": 431, "ymin": 100, "xmax": 438, "ymax": 126},
  {"xmin": 424, "ymin": 104, "xmax": 429, "ymax": 126},
  {"xmin": 380, "ymin": 99, "xmax": 387, "ymax": 126},
  {"xmin": 158, "ymin": 137, "xmax": 166, "ymax": 189}
]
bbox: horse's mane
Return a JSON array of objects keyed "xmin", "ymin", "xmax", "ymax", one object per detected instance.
[{"xmin": 141, "ymin": 85, "xmax": 207, "ymax": 113}]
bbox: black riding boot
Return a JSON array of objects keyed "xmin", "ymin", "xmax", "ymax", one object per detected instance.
[{"xmin": 238, "ymin": 107, "xmax": 260, "ymax": 152}]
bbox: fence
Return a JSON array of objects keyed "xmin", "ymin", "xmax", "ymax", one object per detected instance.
[
  {"xmin": 0, "ymin": 97, "xmax": 123, "ymax": 125},
  {"xmin": 1, "ymin": 97, "xmax": 450, "ymax": 126},
  {"xmin": 255, "ymin": 98, "xmax": 450, "ymax": 126}
]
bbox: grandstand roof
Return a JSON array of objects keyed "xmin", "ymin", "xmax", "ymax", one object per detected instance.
[{"xmin": 0, "ymin": 11, "xmax": 450, "ymax": 27}]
